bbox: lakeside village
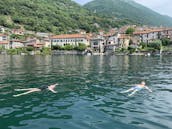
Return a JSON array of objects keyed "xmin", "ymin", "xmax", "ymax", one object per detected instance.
[{"xmin": 0, "ymin": 25, "xmax": 172, "ymax": 56}]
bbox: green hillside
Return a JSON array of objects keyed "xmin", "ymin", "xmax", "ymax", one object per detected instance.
[
  {"xmin": 84, "ymin": 0, "xmax": 172, "ymax": 27},
  {"xmin": 0, "ymin": 0, "xmax": 125, "ymax": 33}
]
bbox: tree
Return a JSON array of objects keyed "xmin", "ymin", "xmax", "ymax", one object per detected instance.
[
  {"xmin": 161, "ymin": 37, "xmax": 171, "ymax": 46},
  {"xmin": 64, "ymin": 45, "xmax": 74, "ymax": 50},
  {"xmin": 74, "ymin": 43, "xmax": 87, "ymax": 51},
  {"xmin": 126, "ymin": 27, "xmax": 135, "ymax": 35}
]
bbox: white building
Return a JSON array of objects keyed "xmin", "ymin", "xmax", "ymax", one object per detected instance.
[
  {"xmin": 133, "ymin": 28, "xmax": 172, "ymax": 44},
  {"xmin": 51, "ymin": 34, "xmax": 90, "ymax": 47},
  {"xmin": 10, "ymin": 40, "xmax": 24, "ymax": 49},
  {"xmin": 117, "ymin": 34, "xmax": 130, "ymax": 48},
  {"xmin": 0, "ymin": 34, "xmax": 9, "ymax": 49},
  {"xmin": 90, "ymin": 35, "xmax": 105, "ymax": 53},
  {"xmin": 0, "ymin": 26, "xmax": 5, "ymax": 33},
  {"xmin": 41, "ymin": 38, "xmax": 51, "ymax": 48},
  {"xmin": 106, "ymin": 35, "xmax": 118, "ymax": 45}
]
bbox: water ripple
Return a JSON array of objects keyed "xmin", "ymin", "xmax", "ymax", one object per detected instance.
[{"xmin": 0, "ymin": 55, "xmax": 172, "ymax": 129}]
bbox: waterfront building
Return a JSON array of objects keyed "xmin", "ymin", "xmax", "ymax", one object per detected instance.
[
  {"xmin": 117, "ymin": 34, "xmax": 130, "ymax": 49},
  {"xmin": 104, "ymin": 34, "xmax": 118, "ymax": 54},
  {"xmin": 41, "ymin": 38, "xmax": 51, "ymax": 48},
  {"xmin": 104, "ymin": 44, "xmax": 116, "ymax": 54},
  {"xmin": 133, "ymin": 28, "xmax": 172, "ymax": 44},
  {"xmin": 90, "ymin": 35, "xmax": 105, "ymax": 53},
  {"xmin": 10, "ymin": 40, "xmax": 24, "ymax": 49},
  {"xmin": 51, "ymin": 34, "xmax": 90, "ymax": 47},
  {"xmin": 106, "ymin": 35, "xmax": 118, "ymax": 45},
  {"xmin": 22, "ymin": 38, "xmax": 44, "ymax": 49}
]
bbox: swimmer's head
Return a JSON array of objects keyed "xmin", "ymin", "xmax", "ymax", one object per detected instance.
[{"xmin": 141, "ymin": 81, "xmax": 146, "ymax": 85}]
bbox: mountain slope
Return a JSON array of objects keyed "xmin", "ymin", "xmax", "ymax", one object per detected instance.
[
  {"xmin": 0, "ymin": 0, "xmax": 123, "ymax": 33},
  {"xmin": 84, "ymin": 0, "xmax": 172, "ymax": 27}
]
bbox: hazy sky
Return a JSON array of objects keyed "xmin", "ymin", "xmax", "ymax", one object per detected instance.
[{"xmin": 74, "ymin": 0, "xmax": 172, "ymax": 17}]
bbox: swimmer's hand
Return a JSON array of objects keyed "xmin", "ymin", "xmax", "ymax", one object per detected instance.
[
  {"xmin": 145, "ymin": 86, "xmax": 152, "ymax": 92},
  {"xmin": 48, "ymin": 89, "xmax": 57, "ymax": 93},
  {"xmin": 48, "ymin": 84, "xmax": 58, "ymax": 93}
]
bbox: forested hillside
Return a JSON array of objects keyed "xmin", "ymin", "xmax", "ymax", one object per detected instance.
[
  {"xmin": 84, "ymin": 0, "xmax": 172, "ymax": 27},
  {"xmin": 0, "ymin": 0, "xmax": 130, "ymax": 33}
]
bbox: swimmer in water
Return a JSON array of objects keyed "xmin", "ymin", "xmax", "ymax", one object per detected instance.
[
  {"xmin": 13, "ymin": 83, "xmax": 58, "ymax": 97},
  {"xmin": 121, "ymin": 81, "xmax": 152, "ymax": 96}
]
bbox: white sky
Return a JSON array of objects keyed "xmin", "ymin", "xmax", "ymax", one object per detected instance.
[
  {"xmin": 74, "ymin": 0, "xmax": 172, "ymax": 17},
  {"xmin": 74, "ymin": 0, "xmax": 92, "ymax": 5},
  {"xmin": 134, "ymin": 0, "xmax": 172, "ymax": 17}
]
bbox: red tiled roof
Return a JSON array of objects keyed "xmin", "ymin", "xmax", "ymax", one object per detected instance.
[{"xmin": 51, "ymin": 34, "xmax": 86, "ymax": 39}]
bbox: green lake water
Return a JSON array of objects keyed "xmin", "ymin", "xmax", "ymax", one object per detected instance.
[{"xmin": 0, "ymin": 55, "xmax": 172, "ymax": 129}]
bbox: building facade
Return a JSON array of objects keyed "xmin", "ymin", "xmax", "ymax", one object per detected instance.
[
  {"xmin": 133, "ymin": 28, "xmax": 172, "ymax": 44},
  {"xmin": 51, "ymin": 34, "xmax": 90, "ymax": 47},
  {"xmin": 10, "ymin": 40, "xmax": 24, "ymax": 49},
  {"xmin": 0, "ymin": 34, "xmax": 9, "ymax": 49},
  {"xmin": 90, "ymin": 36, "xmax": 105, "ymax": 53},
  {"xmin": 22, "ymin": 39, "xmax": 44, "ymax": 49}
]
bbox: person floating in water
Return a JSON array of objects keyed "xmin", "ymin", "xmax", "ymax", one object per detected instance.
[
  {"xmin": 121, "ymin": 81, "xmax": 152, "ymax": 96},
  {"xmin": 13, "ymin": 83, "xmax": 58, "ymax": 97}
]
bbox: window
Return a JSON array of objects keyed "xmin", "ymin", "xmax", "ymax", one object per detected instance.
[
  {"xmin": 2, "ymin": 36, "xmax": 7, "ymax": 40},
  {"xmin": 93, "ymin": 42, "xmax": 98, "ymax": 45}
]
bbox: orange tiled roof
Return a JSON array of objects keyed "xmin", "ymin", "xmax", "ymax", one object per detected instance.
[
  {"xmin": 10, "ymin": 39, "xmax": 22, "ymax": 42},
  {"xmin": 0, "ymin": 34, "xmax": 7, "ymax": 36},
  {"xmin": 0, "ymin": 41, "xmax": 8, "ymax": 44},
  {"xmin": 134, "ymin": 28, "xmax": 172, "ymax": 35},
  {"xmin": 133, "ymin": 30, "xmax": 151, "ymax": 35},
  {"xmin": 103, "ymin": 33, "xmax": 114, "ymax": 37},
  {"xmin": 51, "ymin": 34, "xmax": 86, "ymax": 39},
  {"xmin": 34, "ymin": 44, "xmax": 44, "ymax": 48},
  {"xmin": 118, "ymin": 34, "xmax": 130, "ymax": 39}
]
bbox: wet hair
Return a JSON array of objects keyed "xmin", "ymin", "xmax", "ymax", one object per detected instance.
[
  {"xmin": 39, "ymin": 85, "xmax": 48, "ymax": 91},
  {"xmin": 141, "ymin": 81, "xmax": 145, "ymax": 85}
]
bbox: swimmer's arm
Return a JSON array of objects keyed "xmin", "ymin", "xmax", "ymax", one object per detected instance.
[
  {"xmin": 128, "ymin": 89, "xmax": 138, "ymax": 96},
  {"xmin": 13, "ymin": 90, "xmax": 40, "ymax": 97},
  {"xmin": 13, "ymin": 88, "xmax": 41, "ymax": 97},
  {"xmin": 48, "ymin": 89, "xmax": 57, "ymax": 93},
  {"xmin": 145, "ymin": 86, "xmax": 152, "ymax": 92},
  {"xmin": 14, "ymin": 88, "xmax": 36, "ymax": 91}
]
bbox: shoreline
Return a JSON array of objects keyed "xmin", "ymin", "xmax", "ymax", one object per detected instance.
[{"xmin": 1, "ymin": 50, "xmax": 172, "ymax": 56}]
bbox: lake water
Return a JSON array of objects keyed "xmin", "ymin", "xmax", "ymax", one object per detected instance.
[{"xmin": 0, "ymin": 55, "xmax": 172, "ymax": 129}]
